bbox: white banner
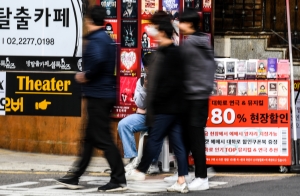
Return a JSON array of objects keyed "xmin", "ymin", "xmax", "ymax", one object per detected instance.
[
  {"xmin": 0, "ymin": 0, "xmax": 82, "ymax": 57},
  {"xmin": 205, "ymin": 127, "xmax": 288, "ymax": 156}
]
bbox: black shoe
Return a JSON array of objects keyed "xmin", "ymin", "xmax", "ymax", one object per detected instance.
[
  {"xmin": 55, "ymin": 173, "xmax": 83, "ymax": 190},
  {"xmin": 97, "ymin": 182, "xmax": 128, "ymax": 192}
]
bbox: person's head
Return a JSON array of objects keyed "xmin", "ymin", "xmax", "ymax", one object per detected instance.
[
  {"xmin": 178, "ymin": 8, "xmax": 200, "ymax": 35},
  {"xmin": 260, "ymin": 85, "xmax": 265, "ymax": 90},
  {"xmin": 142, "ymin": 52, "xmax": 153, "ymax": 74},
  {"xmin": 105, "ymin": 23, "xmax": 113, "ymax": 31},
  {"xmin": 126, "ymin": 0, "xmax": 133, "ymax": 8},
  {"xmin": 85, "ymin": 6, "xmax": 105, "ymax": 31},
  {"xmin": 149, "ymin": 11, "xmax": 174, "ymax": 40},
  {"xmin": 142, "ymin": 32, "xmax": 148, "ymax": 40}
]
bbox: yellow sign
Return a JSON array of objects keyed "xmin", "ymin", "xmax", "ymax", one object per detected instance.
[
  {"xmin": 35, "ymin": 99, "xmax": 51, "ymax": 110},
  {"xmin": 16, "ymin": 76, "xmax": 72, "ymax": 95}
]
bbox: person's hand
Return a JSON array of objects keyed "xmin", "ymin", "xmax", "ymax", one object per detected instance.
[
  {"xmin": 75, "ymin": 72, "xmax": 88, "ymax": 83},
  {"xmin": 143, "ymin": 76, "xmax": 148, "ymax": 88}
]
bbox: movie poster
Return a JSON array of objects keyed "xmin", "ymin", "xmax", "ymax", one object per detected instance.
[
  {"xmin": 217, "ymin": 81, "xmax": 227, "ymax": 96},
  {"xmin": 141, "ymin": 20, "xmax": 158, "ymax": 49},
  {"xmin": 142, "ymin": 0, "xmax": 159, "ymax": 19},
  {"xmin": 121, "ymin": 20, "xmax": 138, "ymax": 48},
  {"xmin": 247, "ymin": 81, "xmax": 257, "ymax": 96},
  {"xmin": 100, "ymin": 0, "xmax": 117, "ymax": 19},
  {"xmin": 238, "ymin": 82, "xmax": 248, "ymax": 96},
  {"xmin": 163, "ymin": 0, "xmax": 179, "ymax": 16},
  {"xmin": 246, "ymin": 59, "xmax": 257, "ymax": 79},
  {"xmin": 226, "ymin": 60, "xmax": 236, "ymax": 79},
  {"xmin": 277, "ymin": 59, "xmax": 290, "ymax": 79},
  {"xmin": 236, "ymin": 60, "xmax": 247, "ymax": 79},
  {"xmin": 215, "ymin": 59, "xmax": 226, "ymax": 80},
  {"xmin": 119, "ymin": 76, "xmax": 138, "ymax": 105},
  {"xmin": 267, "ymin": 58, "xmax": 278, "ymax": 79},
  {"xmin": 104, "ymin": 19, "xmax": 118, "ymax": 42},
  {"xmin": 120, "ymin": 49, "xmax": 138, "ymax": 76},
  {"xmin": 228, "ymin": 82, "xmax": 237, "ymax": 96},
  {"xmin": 256, "ymin": 60, "xmax": 268, "ymax": 79},
  {"xmin": 268, "ymin": 81, "xmax": 278, "ymax": 96},
  {"xmin": 211, "ymin": 81, "xmax": 218, "ymax": 95},
  {"xmin": 258, "ymin": 81, "xmax": 268, "ymax": 95},
  {"xmin": 278, "ymin": 96, "xmax": 288, "ymax": 110},
  {"xmin": 184, "ymin": 0, "xmax": 202, "ymax": 10},
  {"xmin": 122, "ymin": 0, "xmax": 138, "ymax": 19},
  {"xmin": 278, "ymin": 81, "xmax": 288, "ymax": 96},
  {"xmin": 203, "ymin": 0, "xmax": 212, "ymax": 12},
  {"xmin": 268, "ymin": 97, "xmax": 278, "ymax": 110},
  {"xmin": 203, "ymin": 12, "xmax": 211, "ymax": 33}
]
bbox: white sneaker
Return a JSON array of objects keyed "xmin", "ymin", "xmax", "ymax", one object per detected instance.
[
  {"xmin": 125, "ymin": 169, "xmax": 145, "ymax": 181},
  {"xmin": 164, "ymin": 172, "xmax": 192, "ymax": 183},
  {"xmin": 147, "ymin": 164, "xmax": 160, "ymax": 174},
  {"xmin": 188, "ymin": 177, "xmax": 209, "ymax": 191},
  {"xmin": 124, "ymin": 157, "xmax": 139, "ymax": 172},
  {"xmin": 167, "ymin": 182, "xmax": 189, "ymax": 193}
]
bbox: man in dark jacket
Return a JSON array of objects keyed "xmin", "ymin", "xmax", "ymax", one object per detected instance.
[
  {"xmin": 125, "ymin": 11, "xmax": 189, "ymax": 194},
  {"xmin": 178, "ymin": 8, "xmax": 217, "ymax": 191},
  {"xmin": 55, "ymin": 6, "xmax": 127, "ymax": 192}
]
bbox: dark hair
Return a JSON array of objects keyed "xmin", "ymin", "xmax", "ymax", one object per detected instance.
[
  {"xmin": 179, "ymin": 8, "xmax": 200, "ymax": 30},
  {"xmin": 87, "ymin": 5, "xmax": 105, "ymax": 26},
  {"xmin": 150, "ymin": 11, "xmax": 173, "ymax": 39},
  {"xmin": 142, "ymin": 32, "xmax": 148, "ymax": 37},
  {"xmin": 142, "ymin": 52, "xmax": 153, "ymax": 67},
  {"xmin": 105, "ymin": 23, "xmax": 113, "ymax": 30}
]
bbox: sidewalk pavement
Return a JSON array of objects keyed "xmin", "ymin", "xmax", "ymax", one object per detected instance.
[{"xmin": 0, "ymin": 148, "xmax": 114, "ymax": 174}]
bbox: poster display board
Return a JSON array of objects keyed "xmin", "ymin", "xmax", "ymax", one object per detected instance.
[
  {"xmin": 206, "ymin": 57, "xmax": 292, "ymax": 166},
  {"xmin": 108, "ymin": 0, "xmax": 214, "ymax": 118}
]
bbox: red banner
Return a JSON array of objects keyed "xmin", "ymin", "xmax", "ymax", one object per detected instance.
[{"xmin": 206, "ymin": 80, "xmax": 291, "ymax": 166}]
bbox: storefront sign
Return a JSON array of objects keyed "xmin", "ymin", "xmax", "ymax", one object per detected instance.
[
  {"xmin": 0, "ymin": 0, "xmax": 83, "ymax": 71},
  {"xmin": 2, "ymin": 72, "xmax": 81, "ymax": 116}
]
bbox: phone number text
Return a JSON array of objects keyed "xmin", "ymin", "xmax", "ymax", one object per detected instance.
[{"xmin": 2, "ymin": 37, "xmax": 55, "ymax": 45}]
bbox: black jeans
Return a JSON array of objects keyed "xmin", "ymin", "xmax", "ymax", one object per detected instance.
[
  {"xmin": 73, "ymin": 97, "xmax": 126, "ymax": 184},
  {"xmin": 136, "ymin": 114, "xmax": 188, "ymax": 176},
  {"xmin": 182, "ymin": 99, "xmax": 209, "ymax": 178}
]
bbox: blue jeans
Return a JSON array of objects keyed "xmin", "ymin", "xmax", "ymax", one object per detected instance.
[
  {"xmin": 118, "ymin": 114, "xmax": 148, "ymax": 158},
  {"xmin": 136, "ymin": 114, "xmax": 188, "ymax": 176}
]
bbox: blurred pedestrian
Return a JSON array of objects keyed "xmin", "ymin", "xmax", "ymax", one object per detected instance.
[
  {"xmin": 118, "ymin": 52, "xmax": 161, "ymax": 175},
  {"xmin": 125, "ymin": 11, "xmax": 189, "ymax": 194},
  {"xmin": 55, "ymin": 6, "xmax": 127, "ymax": 192},
  {"xmin": 178, "ymin": 8, "xmax": 216, "ymax": 191}
]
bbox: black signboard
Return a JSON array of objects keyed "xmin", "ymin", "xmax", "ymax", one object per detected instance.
[
  {"xmin": 0, "ymin": 56, "xmax": 82, "ymax": 72},
  {"xmin": 4, "ymin": 72, "xmax": 81, "ymax": 116},
  {"xmin": 121, "ymin": 20, "xmax": 138, "ymax": 48}
]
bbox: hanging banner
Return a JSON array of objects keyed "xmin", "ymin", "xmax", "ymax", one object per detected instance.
[
  {"xmin": 206, "ymin": 80, "xmax": 291, "ymax": 165},
  {"xmin": 0, "ymin": 0, "xmax": 83, "ymax": 71}
]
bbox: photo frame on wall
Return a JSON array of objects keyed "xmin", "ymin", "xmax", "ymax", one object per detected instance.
[
  {"xmin": 121, "ymin": 0, "xmax": 138, "ymax": 19},
  {"xmin": 121, "ymin": 20, "xmax": 138, "ymax": 48},
  {"xmin": 141, "ymin": 0, "xmax": 159, "ymax": 19},
  {"xmin": 100, "ymin": 0, "xmax": 117, "ymax": 19}
]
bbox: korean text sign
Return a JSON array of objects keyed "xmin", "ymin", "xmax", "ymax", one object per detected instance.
[
  {"xmin": 206, "ymin": 84, "xmax": 291, "ymax": 166},
  {"xmin": 0, "ymin": 0, "xmax": 83, "ymax": 71}
]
